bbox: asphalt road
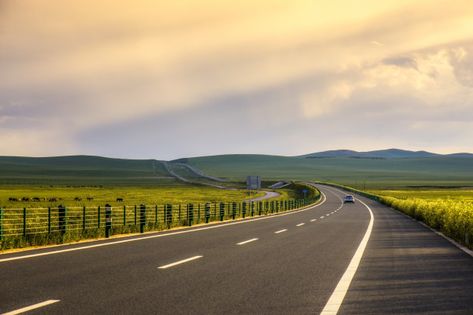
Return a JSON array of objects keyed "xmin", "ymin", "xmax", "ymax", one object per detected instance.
[
  {"xmin": 1, "ymin": 185, "xmax": 473, "ymax": 314},
  {"xmin": 247, "ymin": 190, "xmax": 281, "ymax": 202}
]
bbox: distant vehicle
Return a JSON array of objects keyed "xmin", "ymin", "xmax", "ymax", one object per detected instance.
[{"xmin": 343, "ymin": 195, "xmax": 355, "ymax": 203}]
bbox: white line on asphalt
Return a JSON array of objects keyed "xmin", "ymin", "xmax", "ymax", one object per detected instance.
[
  {"xmin": 296, "ymin": 223, "xmax": 305, "ymax": 227},
  {"xmin": 0, "ymin": 192, "xmax": 327, "ymax": 263},
  {"xmin": 320, "ymin": 198, "xmax": 374, "ymax": 315},
  {"xmin": 158, "ymin": 255, "xmax": 203, "ymax": 269},
  {"xmin": 275, "ymin": 229, "xmax": 287, "ymax": 234},
  {"xmin": 320, "ymin": 216, "xmax": 325, "ymax": 219},
  {"xmin": 2, "ymin": 300, "xmax": 60, "ymax": 315},
  {"xmin": 310, "ymin": 219, "xmax": 317, "ymax": 222},
  {"xmin": 237, "ymin": 238, "xmax": 258, "ymax": 246}
]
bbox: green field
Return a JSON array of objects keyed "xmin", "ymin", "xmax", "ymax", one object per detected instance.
[
  {"xmin": 0, "ymin": 156, "xmax": 176, "ymax": 186},
  {"xmin": 0, "ymin": 186, "xmax": 268, "ymax": 209},
  {"xmin": 0, "ymin": 183, "xmax": 319, "ymax": 250},
  {"xmin": 186, "ymin": 155, "xmax": 473, "ymax": 188},
  {"xmin": 369, "ymin": 189, "xmax": 473, "ymax": 202},
  {"xmin": 2, "ymin": 154, "xmax": 473, "ymax": 189}
]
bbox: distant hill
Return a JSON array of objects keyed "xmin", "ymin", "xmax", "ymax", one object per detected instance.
[
  {"xmin": 446, "ymin": 153, "xmax": 473, "ymax": 158},
  {"xmin": 185, "ymin": 153, "xmax": 473, "ymax": 189},
  {"xmin": 1, "ymin": 149, "xmax": 473, "ymax": 188},
  {"xmin": 301, "ymin": 148, "xmax": 472, "ymax": 159},
  {"xmin": 0, "ymin": 155, "xmax": 176, "ymax": 186}
]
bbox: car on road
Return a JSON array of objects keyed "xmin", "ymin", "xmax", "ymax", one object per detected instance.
[{"xmin": 343, "ymin": 195, "xmax": 355, "ymax": 203}]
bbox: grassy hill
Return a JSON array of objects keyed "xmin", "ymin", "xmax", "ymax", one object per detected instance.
[
  {"xmin": 0, "ymin": 156, "xmax": 177, "ymax": 186},
  {"xmin": 302, "ymin": 148, "xmax": 473, "ymax": 159},
  {"xmin": 1, "ymin": 152, "xmax": 473, "ymax": 189},
  {"xmin": 186, "ymin": 154, "xmax": 473, "ymax": 189}
]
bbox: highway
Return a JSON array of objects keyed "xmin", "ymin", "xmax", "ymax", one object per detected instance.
[
  {"xmin": 1, "ymin": 184, "xmax": 473, "ymax": 314},
  {"xmin": 247, "ymin": 190, "xmax": 281, "ymax": 202}
]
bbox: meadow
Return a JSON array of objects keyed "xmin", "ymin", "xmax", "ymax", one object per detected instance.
[
  {"xmin": 0, "ymin": 186, "xmax": 266, "ymax": 209},
  {"xmin": 187, "ymin": 155, "xmax": 473, "ymax": 188},
  {"xmin": 3, "ymin": 155, "xmax": 473, "ymax": 189},
  {"xmin": 369, "ymin": 189, "xmax": 473, "ymax": 201},
  {"xmin": 0, "ymin": 183, "xmax": 318, "ymax": 250}
]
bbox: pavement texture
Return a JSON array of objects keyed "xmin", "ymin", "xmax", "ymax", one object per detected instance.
[{"xmin": 0, "ymin": 184, "xmax": 472, "ymax": 314}]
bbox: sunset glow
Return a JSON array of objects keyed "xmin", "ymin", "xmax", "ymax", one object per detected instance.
[{"xmin": 1, "ymin": 0, "xmax": 473, "ymax": 158}]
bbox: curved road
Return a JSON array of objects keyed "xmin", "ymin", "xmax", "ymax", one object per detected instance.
[
  {"xmin": 247, "ymin": 190, "xmax": 281, "ymax": 202},
  {"xmin": 1, "ymin": 184, "xmax": 473, "ymax": 314}
]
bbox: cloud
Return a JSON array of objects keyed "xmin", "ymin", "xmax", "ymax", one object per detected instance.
[
  {"xmin": 1, "ymin": 0, "xmax": 473, "ymax": 157},
  {"xmin": 370, "ymin": 41, "xmax": 384, "ymax": 47},
  {"xmin": 300, "ymin": 82, "xmax": 354, "ymax": 118},
  {"xmin": 382, "ymin": 56, "xmax": 418, "ymax": 69}
]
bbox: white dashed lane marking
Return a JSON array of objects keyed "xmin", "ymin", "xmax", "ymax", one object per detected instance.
[
  {"xmin": 2, "ymin": 300, "xmax": 61, "ymax": 315},
  {"xmin": 158, "ymin": 255, "xmax": 203, "ymax": 269},
  {"xmin": 237, "ymin": 238, "xmax": 259, "ymax": 246}
]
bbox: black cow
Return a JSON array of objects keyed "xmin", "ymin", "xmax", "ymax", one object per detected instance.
[
  {"xmin": 9, "ymin": 197, "xmax": 19, "ymax": 202},
  {"xmin": 116, "ymin": 198, "xmax": 124, "ymax": 202}
]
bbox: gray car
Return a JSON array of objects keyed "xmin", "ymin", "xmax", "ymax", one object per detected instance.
[{"xmin": 343, "ymin": 195, "xmax": 355, "ymax": 203}]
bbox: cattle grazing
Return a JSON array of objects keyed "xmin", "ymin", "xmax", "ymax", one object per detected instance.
[
  {"xmin": 116, "ymin": 198, "xmax": 124, "ymax": 202},
  {"xmin": 48, "ymin": 198, "xmax": 58, "ymax": 202},
  {"xmin": 87, "ymin": 197, "xmax": 94, "ymax": 201},
  {"xmin": 74, "ymin": 197, "xmax": 82, "ymax": 201},
  {"xmin": 32, "ymin": 197, "xmax": 41, "ymax": 202},
  {"xmin": 21, "ymin": 197, "xmax": 30, "ymax": 202},
  {"xmin": 9, "ymin": 197, "xmax": 19, "ymax": 202}
]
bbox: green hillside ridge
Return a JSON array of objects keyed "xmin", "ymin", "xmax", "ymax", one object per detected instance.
[
  {"xmin": 0, "ymin": 155, "xmax": 175, "ymax": 186},
  {"xmin": 1, "ymin": 151, "xmax": 473, "ymax": 189},
  {"xmin": 186, "ymin": 154, "xmax": 473, "ymax": 189}
]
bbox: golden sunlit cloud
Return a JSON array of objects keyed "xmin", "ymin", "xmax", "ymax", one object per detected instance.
[{"xmin": 1, "ymin": 0, "xmax": 473, "ymax": 157}]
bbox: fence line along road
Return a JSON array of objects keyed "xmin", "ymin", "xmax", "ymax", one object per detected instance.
[{"xmin": 0, "ymin": 197, "xmax": 320, "ymax": 249}]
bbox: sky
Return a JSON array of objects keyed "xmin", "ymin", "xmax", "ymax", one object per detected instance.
[{"xmin": 1, "ymin": 0, "xmax": 473, "ymax": 160}]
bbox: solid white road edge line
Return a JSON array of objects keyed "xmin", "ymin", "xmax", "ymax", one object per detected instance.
[
  {"xmin": 275, "ymin": 229, "xmax": 287, "ymax": 234},
  {"xmin": 0, "ymin": 192, "xmax": 327, "ymax": 263},
  {"xmin": 310, "ymin": 219, "xmax": 317, "ymax": 222},
  {"xmin": 158, "ymin": 255, "xmax": 203, "ymax": 269},
  {"xmin": 296, "ymin": 223, "xmax": 305, "ymax": 227},
  {"xmin": 2, "ymin": 300, "xmax": 60, "ymax": 315},
  {"xmin": 320, "ymin": 198, "xmax": 374, "ymax": 315},
  {"xmin": 237, "ymin": 238, "xmax": 258, "ymax": 246}
]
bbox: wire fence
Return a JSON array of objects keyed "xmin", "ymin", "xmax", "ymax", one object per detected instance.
[{"xmin": 0, "ymin": 197, "xmax": 319, "ymax": 249}]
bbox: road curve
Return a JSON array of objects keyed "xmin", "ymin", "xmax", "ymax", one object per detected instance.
[
  {"xmin": 0, "ymin": 184, "xmax": 472, "ymax": 314},
  {"xmin": 246, "ymin": 190, "xmax": 281, "ymax": 202}
]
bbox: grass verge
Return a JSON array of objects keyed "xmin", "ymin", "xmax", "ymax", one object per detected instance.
[{"xmin": 0, "ymin": 183, "xmax": 320, "ymax": 250}]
